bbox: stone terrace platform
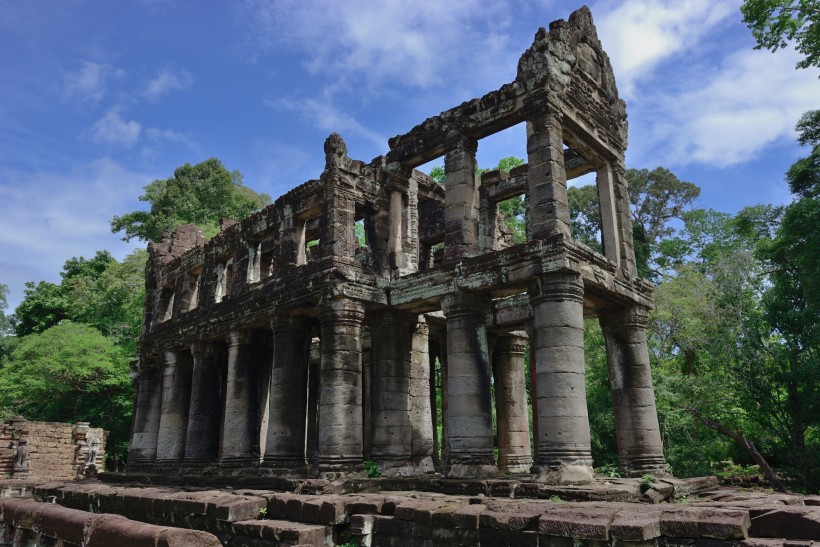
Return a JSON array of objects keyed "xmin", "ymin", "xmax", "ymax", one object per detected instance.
[{"xmin": 0, "ymin": 478, "xmax": 818, "ymax": 546}]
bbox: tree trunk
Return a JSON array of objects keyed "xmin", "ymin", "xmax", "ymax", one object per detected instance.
[{"xmin": 688, "ymin": 407, "xmax": 787, "ymax": 493}]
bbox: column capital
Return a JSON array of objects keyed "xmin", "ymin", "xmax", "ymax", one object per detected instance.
[
  {"xmin": 383, "ymin": 162, "xmax": 413, "ymax": 192},
  {"xmin": 270, "ymin": 314, "xmax": 312, "ymax": 334},
  {"xmin": 441, "ymin": 291, "xmax": 489, "ymax": 318},
  {"xmin": 371, "ymin": 309, "xmax": 412, "ymax": 329},
  {"xmin": 528, "ymin": 272, "xmax": 583, "ymax": 306},
  {"xmin": 494, "ymin": 334, "xmax": 528, "ymax": 356},
  {"xmin": 226, "ymin": 329, "xmax": 252, "ymax": 348},
  {"xmin": 319, "ymin": 297, "xmax": 366, "ymax": 326},
  {"xmin": 444, "ymin": 133, "xmax": 478, "ymax": 167},
  {"xmin": 161, "ymin": 350, "xmax": 178, "ymax": 367},
  {"xmin": 599, "ymin": 306, "xmax": 649, "ymax": 331},
  {"xmin": 190, "ymin": 340, "xmax": 214, "ymax": 358}
]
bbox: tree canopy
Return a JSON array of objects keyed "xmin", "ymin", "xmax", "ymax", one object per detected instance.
[
  {"xmin": 0, "ymin": 322, "xmax": 133, "ymax": 455},
  {"xmin": 110, "ymin": 158, "xmax": 272, "ymax": 242},
  {"xmin": 741, "ymin": 0, "xmax": 820, "ymax": 72},
  {"xmin": 0, "ymin": 284, "xmax": 16, "ymax": 366}
]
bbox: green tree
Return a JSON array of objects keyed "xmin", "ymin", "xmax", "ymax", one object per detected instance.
[
  {"xmin": 111, "ymin": 158, "xmax": 271, "ymax": 242},
  {"xmin": 0, "ymin": 284, "xmax": 16, "ymax": 366},
  {"xmin": 750, "ymin": 110, "xmax": 820, "ymax": 490},
  {"xmin": 567, "ymin": 184, "xmax": 603, "ymax": 251},
  {"xmin": 15, "ymin": 251, "xmax": 146, "ymax": 355},
  {"xmin": 14, "ymin": 250, "xmax": 117, "ymax": 338},
  {"xmin": 741, "ymin": 0, "xmax": 820, "ymax": 72},
  {"xmin": 628, "ymin": 167, "xmax": 701, "ymax": 278},
  {"xmin": 65, "ymin": 250, "xmax": 147, "ymax": 354},
  {"xmin": 14, "ymin": 281, "xmax": 67, "ymax": 337},
  {"xmin": 0, "ymin": 322, "xmax": 133, "ymax": 465}
]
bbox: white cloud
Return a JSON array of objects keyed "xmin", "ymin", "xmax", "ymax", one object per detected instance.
[
  {"xmin": 61, "ymin": 61, "xmax": 124, "ymax": 103},
  {"xmin": 143, "ymin": 68, "xmax": 193, "ymax": 101},
  {"xmin": 240, "ymin": 0, "xmax": 514, "ymax": 91},
  {"xmin": 652, "ymin": 47, "xmax": 820, "ymax": 167},
  {"xmin": 593, "ymin": 0, "xmax": 739, "ymax": 99},
  {"xmin": 0, "ymin": 158, "xmax": 151, "ymax": 310},
  {"xmin": 270, "ymin": 96, "xmax": 386, "ymax": 150},
  {"xmin": 91, "ymin": 110, "xmax": 142, "ymax": 147}
]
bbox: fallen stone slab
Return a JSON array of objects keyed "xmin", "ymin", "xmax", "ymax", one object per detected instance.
[
  {"xmin": 660, "ymin": 507, "xmax": 750, "ymax": 540},
  {"xmin": 231, "ymin": 519, "xmax": 329, "ymax": 545},
  {"xmin": 609, "ymin": 508, "xmax": 662, "ymax": 541},
  {"xmin": 538, "ymin": 506, "xmax": 618, "ymax": 540},
  {"xmin": 0, "ymin": 498, "xmax": 222, "ymax": 547},
  {"xmin": 751, "ymin": 507, "xmax": 820, "ymax": 540}
]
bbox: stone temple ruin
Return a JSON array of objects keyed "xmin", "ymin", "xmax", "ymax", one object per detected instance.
[{"xmin": 128, "ymin": 6, "xmax": 667, "ymax": 484}]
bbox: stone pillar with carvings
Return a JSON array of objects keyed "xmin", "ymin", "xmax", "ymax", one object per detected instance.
[
  {"xmin": 317, "ymin": 298, "xmax": 365, "ymax": 476},
  {"xmin": 265, "ymin": 315, "xmax": 312, "ymax": 470},
  {"xmin": 127, "ymin": 361, "xmax": 163, "ymax": 467},
  {"xmin": 370, "ymin": 310, "xmax": 414, "ymax": 473},
  {"xmin": 526, "ymin": 109, "xmax": 571, "ymax": 240},
  {"xmin": 441, "ymin": 292, "xmax": 497, "ymax": 478},
  {"xmin": 492, "ymin": 333, "xmax": 533, "ymax": 473},
  {"xmin": 220, "ymin": 330, "xmax": 259, "ymax": 466},
  {"xmin": 409, "ymin": 316, "xmax": 435, "ymax": 472},
  {"xmin": 444, "ymin": 135, "xmax": 480, "ymax": 262},
  {"xmin": 600, "ymin": 306, "xmax": 668, "ymax": 476},
  {"xmin": 156, "ymin": 350, "xmax": 192, "ymax": 464},
  {"xmin": 184, "ymin": 341, "xmax": 221, "ymax": 465},
  {"xmin": 529, "ymin": 272, "xmax": 594, "ymax": 483}
]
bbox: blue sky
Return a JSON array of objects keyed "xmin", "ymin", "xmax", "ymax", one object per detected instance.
[{"xmin": 1, "ymin": 0, "xmax": 818, "ymax": 311}]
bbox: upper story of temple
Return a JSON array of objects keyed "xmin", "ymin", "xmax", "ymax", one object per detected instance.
[{"xmin": 140, "ymin": 6, "xmax": 652, "ymax": 353}]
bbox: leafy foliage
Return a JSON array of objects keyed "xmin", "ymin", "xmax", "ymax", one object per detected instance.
[
  {"xmin": 14, "ymin": 250, "xmax": 146, "ymax": 350},
  {"xmin": 628, "ymin": 167, "xmax": 701, "ymax": 278},
  {"xmin": 741, "ymin": 0, "xmax": 820, "ymax": 72},
  {"xmin": 567, "ymin": 184, "xmax": 603, "ymax": 251},
  {"xmin": 0, "ymin": 322, "xmax": 133, "ymax": 460},
  {"xmin": 111, "ymin": 158, "xmax": 271, "ymax": 242},
  {"xmin": 0, "ymin": 284, "xmax": 16, "ymax": 365}
]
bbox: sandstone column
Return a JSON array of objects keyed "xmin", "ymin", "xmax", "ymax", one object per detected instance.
[
  {"xmin": 220, "ymin": 330, "xmax": 259, "ymax": 465},
  {"xmin": 492, "ymin": 333, "xmax": 533, "ymax": 473},
  {"xmin": 156, "ymin": 350, "xmax": 192, "ymax": 464},
  {"xmin": 370, "ymin": 311, "xmax": 414, "ymax": 472},
  {"xmin": 369, "ymin": 312, "xmax": 435, "ymax": 474},
  {"xmin": 441, "ymin": 292, "xmax": 497, "ymax": 477},
  {"xmin": 444, "ymin": 135, "xmax": 480, "ymax": 262},
  {"xmin": 265, "ymin": 315, "xmax": 312, "ymax": 469},
  {"xmin": 530, "ymin": 272, "xmax": 593, "ymax": 483},
  {"xmin": 409, "ymin": 316, "xmax": 435, "ymax": 472},
  {"xmin": 184, "ymin": 341, "xmax": 221, "ymax": 465},
  {"xmin": 526, "ymin": 109, "xmax": 571, "ymax": 240},
  {"xmin": 317, "ymin": 298, "xmax": 365, "ymax": 475},
  {"xmin": 600, "ymin": 307, "xmax": 668, "ymax": 476},
  {"xmin": 127, "ymin": 361, "xmax": 163, "ymax": 467}
]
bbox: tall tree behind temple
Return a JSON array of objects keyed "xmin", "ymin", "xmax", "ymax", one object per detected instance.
[{"xmin": 110, "ymin": 158, "xmax": 272, "ymax": 243}]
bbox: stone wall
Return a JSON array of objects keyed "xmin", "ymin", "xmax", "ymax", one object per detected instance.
[{"xmin": 0, "ymin": 417, "xmax": 107, "ymax": 480}]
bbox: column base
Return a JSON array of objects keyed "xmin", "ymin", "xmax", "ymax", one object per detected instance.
[
  {"xmin": 125, "ymin": 455, "xmax": 156, "ymax": 470},
  {"xmin": 376, "ymin": 456, "xmax": 436, "ymax": 477},
  {"xmin": 621, "ymin": 456, "xmax": 671, "ymax": 478},
  {"xmin": 261, "ymin": 458, "xmax": 309, "ymax": 475},
  {"xmin": 219, "ymin": 456, "xmax": 260, "ymax": 471},
  {"xmin": 446, "ymin": 463, "xmax": 499, "ymax": 479},
  {"xmin": 498, "ymin": 455, "xmax": 533, "ymax": 474},
  {"xmin": 180, "ymin": 458, "xmax": 220, "ymax": 475},
  {"xmin": 532, "ymin": 464, "xmax": 594, "ymax": 485},
  {"xmin": 316, "ymin": 455, "xmax": 365, "ymax": 479}
]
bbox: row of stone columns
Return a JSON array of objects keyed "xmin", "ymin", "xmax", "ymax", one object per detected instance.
[{"xmin": 129, "ymin": 293, "xmax": 665, "ymax": 479}]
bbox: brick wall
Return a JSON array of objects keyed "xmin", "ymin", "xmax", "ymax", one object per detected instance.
[{"xmin": 0, "ymin": 417, "xmax": 108, "ymax": 480}]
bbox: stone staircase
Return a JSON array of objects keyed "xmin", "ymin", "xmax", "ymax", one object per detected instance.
[{"xmin": 0, "ymin": 480, "xmax": 815, "ymax": 546}]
